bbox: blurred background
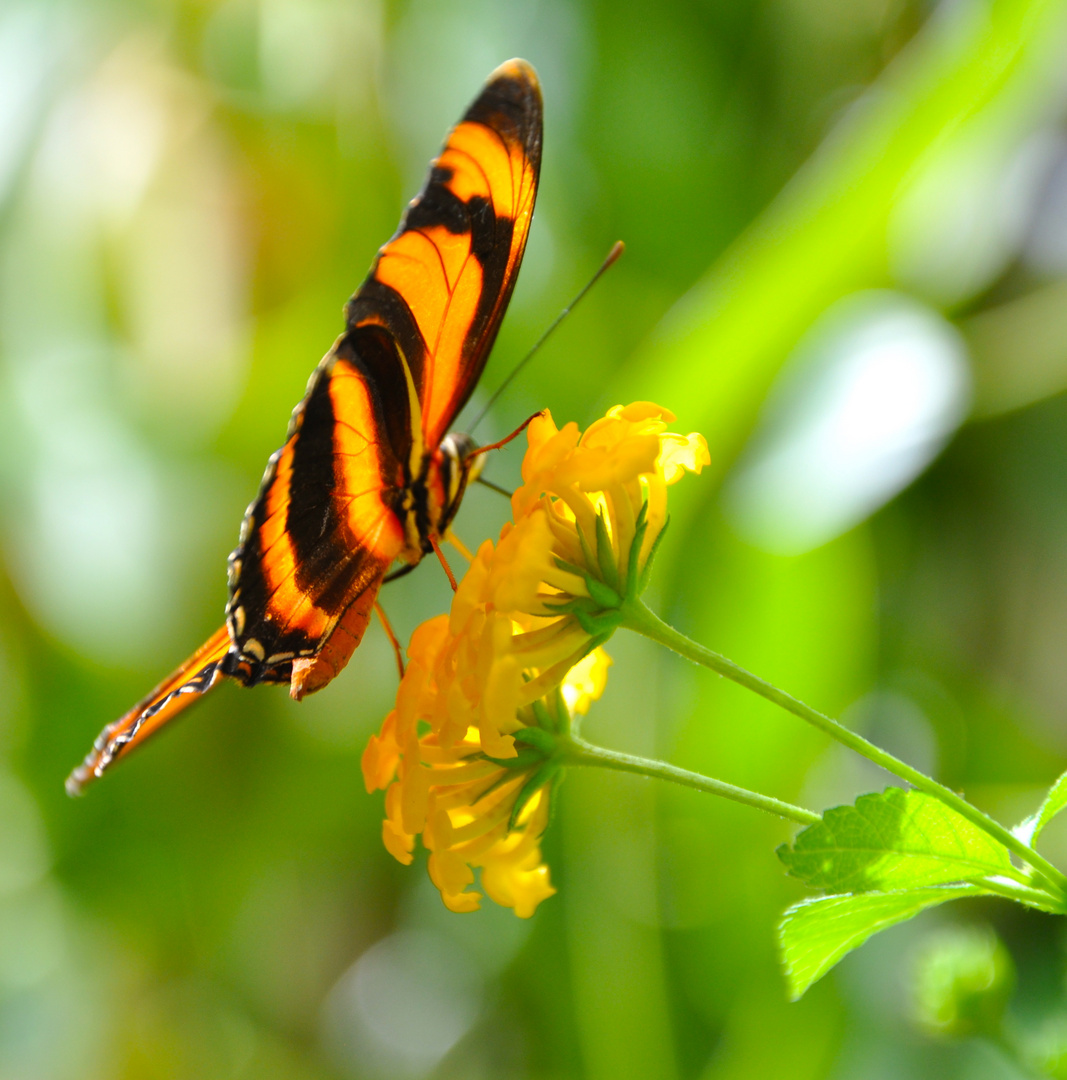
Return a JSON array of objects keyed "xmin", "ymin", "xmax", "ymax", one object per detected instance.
[{"xmin": 3, "ymin": 0, "xmax": 1067, "ymax": 1075}]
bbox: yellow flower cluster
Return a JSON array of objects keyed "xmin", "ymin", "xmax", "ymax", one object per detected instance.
[
  {"xmin": 362, "ymin": 611, "xmax": 610, "ymax": 917},
  {"xmin": 506, "ymin": 402, "xmax": 709, "ymax": 620},
  {"xmin": 362, "ymin": 401, "xmax": 707, "ymax": 916}
]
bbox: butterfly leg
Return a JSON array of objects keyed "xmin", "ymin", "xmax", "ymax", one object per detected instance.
[
  {"xmin": 429, "ymin": 534, "xmax": 458, "ymax": 592},
  {"xmin": 464, "ymin": 411, "xmax": 544, "ymax": 464},
  {"xmin": 374, "ymin": 601, "xmax": 405, "ymax": 679}
]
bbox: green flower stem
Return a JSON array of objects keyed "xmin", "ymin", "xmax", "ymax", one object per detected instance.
[
  {"xmin": 622, "ymin": 598, "xmax": 1067, "ymax": 902},
  {"xmin": 560, "ymin": 735, "xmax": 821, "ymax": 827},
  {"xmin": 975, "ymin": 877, "xmax": 1065, "ymax": 913}
]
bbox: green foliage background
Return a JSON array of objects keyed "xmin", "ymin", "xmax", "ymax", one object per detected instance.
[{"xmin": 3, "ymin": 0, "xmax": 1067, "ymax": 1076}]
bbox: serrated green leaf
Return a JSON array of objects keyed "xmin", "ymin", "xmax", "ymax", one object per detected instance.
[
  {"xmin": 777, "ymin": 788, "xmax": 1015, "ymax": 892},
  {"xmin": 779, "ymin": 885, "xmax": 986, "ymax": 1000},
  {"xmin": 1016, "ymin": 768, "xmax": 1067, "ymax": 847}
]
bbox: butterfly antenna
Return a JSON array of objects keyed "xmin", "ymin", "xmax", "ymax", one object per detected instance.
[
  {"xmin": 476, "ymin": 475, "xmax": 513, "ymax": 499},
  {"xmin": 469, "ymin": 240, "xmax": 625, "ymax": 435}
]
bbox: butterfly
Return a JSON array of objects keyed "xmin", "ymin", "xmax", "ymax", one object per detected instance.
[{"xmin": 66, "ymin": 59, "xmax": 542, "ymax": 795}]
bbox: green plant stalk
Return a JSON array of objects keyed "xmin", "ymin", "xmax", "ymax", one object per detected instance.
[
  {"xmin": 622, "ymin": 598, "xmax": 1067, "ymax": 902},
  {"xmin": 560, "ymin": 734, "xmax": 821, "ymax": 827},
  {"xmin": 974, "ymin": 876, "xmax": 1065, "ymax": 913}
]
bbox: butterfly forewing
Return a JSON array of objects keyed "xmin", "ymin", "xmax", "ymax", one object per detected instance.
[
  {"xmin": 65, "ymin": 628, "xmax": 232, "ymax": 794},
  {"xmin": 350, "ymin": 58, "xmax": 543, "ymax": 448}
]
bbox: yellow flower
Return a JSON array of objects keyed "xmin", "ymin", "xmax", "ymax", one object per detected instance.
[
  {"xmin": 509, "ymin": 402, "xmax": 709, "ymax": 629},
  {"xmin": 362, "ymin": 611, "xmax": 610, "ymax": 917}
]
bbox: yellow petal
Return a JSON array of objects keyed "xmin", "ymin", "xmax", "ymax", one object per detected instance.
[
  {"xmin": 562, "ymin": 647, "xmax": 612, "ymax": 715},
  {"xmin": 612, "ymin": 401, "xmax": 676, "ymax": 424},
  {"xmin": 659, "ymin": 432, "xmax": 710, "ymax": 484},
  {"xmin": 407, "ymin": 614, "xmax": 450, "ymax": 667},
  {"xmin": 486, "ymin": 511, "xmax": 558, "ymax": 613},
  {"xmin": 428, "ymin": 851, "xmax": 480, "ymax": 912},
  {"xmin": 382, "ymin": 819, "xmax": 415, "ymax": 865},
  {"xmin": 484, "ymin": 860, "xmax": 556, "ymax": 918},
  {"xmin": 361, "ymin": 708, "xmax": 401, "ymax": 792}
]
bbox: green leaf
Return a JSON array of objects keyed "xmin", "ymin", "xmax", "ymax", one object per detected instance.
[
  {"xmin": 483, "ymin": 746, "xmax": 547, "ymax": 771},
  {"xmin": 1015, "ymin": 768, "xmax": 1067, "ymax": 847},
  {"xmin": 777, "ymin": 788, "xmax": 1016, "ymax": 892},
  {"xmin": 552, "ymin": 555, "xmax": 591, "ymax": 581},
  {"xmin": 779, "ymin": 885, "xmax": 987, "ymax": 1000},
  {"xmin": 528, "ymin": 698, "xmax": 559, "ymax": 734}
]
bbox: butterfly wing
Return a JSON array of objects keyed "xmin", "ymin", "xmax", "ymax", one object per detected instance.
[
  {"xmin": 66, "ymin": 627, "xmax": 232, "ymax": 795},
  {"xmin": 228, "ymin": 59, "xmax": 542, "ymax": 682},
  {"xmin": 348, "ymin": 57, "xmax": 543, "ymax": 448}
]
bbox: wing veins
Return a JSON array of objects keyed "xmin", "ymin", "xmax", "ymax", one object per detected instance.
[
  {"xmin": 270, "ymin": 521, "xmax": 390, "ymax": 639},
  {"xmin": 410, "ymin": 227, "xmax": 459, "ymax": 294},
  {"xmin": 333, "ymin": 418, "xmax": 382, "ymax": 444},
  {"xmin": 425, "ymin": 242, "xmax": 484, "ymax": 392}
]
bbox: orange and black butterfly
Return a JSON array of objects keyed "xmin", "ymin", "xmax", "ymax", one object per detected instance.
[{"xmin": 66, "ymin": 59, "xmax": 542, "ymax": 795}]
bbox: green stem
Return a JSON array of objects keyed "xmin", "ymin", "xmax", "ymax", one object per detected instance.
[
  {"xmin": 975, "ymin": 876, "xmax": 1065, "ymax": 913},
  {"xmin": 560, "ymin": 734, "xmax": 821, "ymax": 827},
  {"xmin": 622, "ymin": 598, "xmax": 1067, "ymax": 901}
]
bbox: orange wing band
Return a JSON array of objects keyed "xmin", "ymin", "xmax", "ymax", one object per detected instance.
[{"xmin": 65, "ymin": 626, "xmax": 232, "ymax": 796}]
